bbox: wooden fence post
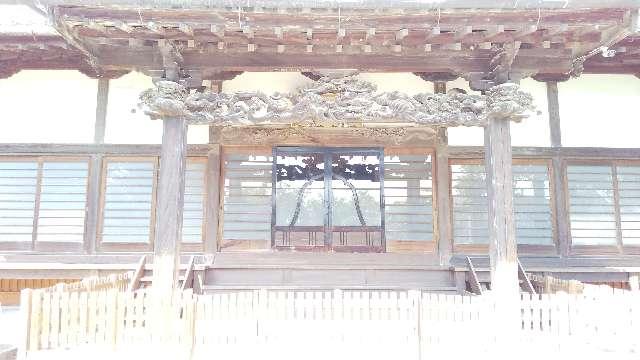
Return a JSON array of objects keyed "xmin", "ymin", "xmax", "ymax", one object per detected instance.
[{"xmin": 19, "ymin": 289, "xmax": 33, "ymax": 356}]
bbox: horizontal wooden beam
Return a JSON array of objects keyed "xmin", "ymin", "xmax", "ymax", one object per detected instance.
[
  {"xmin": 449, "ymin": 146, "xmax": 640, "ymax": 159},
  {"xmin": 0, "ymin": 143, "xmax": 212, "ymax": 156},
  {"xmin": 3, "ymin": 143, "xmax": 640, "ymax": 161},
  {"xmin": 90, "ymin": 46, "xmax": 573, "ymax": 74}
]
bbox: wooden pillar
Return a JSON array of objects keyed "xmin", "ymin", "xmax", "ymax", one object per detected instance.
[
  {"xmin": 84, "ymin": 155, "xmax": 102, "ymax": 254},
  {"xmin": 204, "ymin": 144, "xmax": 221, "ymax": 254},
  {"xmin": 85, "ymin": 79, "xmax": 109, "ymax": 253},
  {"xmin": 435, "ymin": 131, "xmax": 452, "ymax": 265},
  {"xmin": 545, "ymin": 80, "xmax": 571, "ymax": 256},
  {"xmin": 546, "ymin": 81, "xmax": 562, "ymax": 147},
  {"xmin": 433, "ymin": 80, "xmax": 452, "ymax": 265},
  {"xmin": 484, "ymin": 117, "xmax": 519, "ymax": 297},
  {"xmin": 152, "ymin": 116, "xmax": 188, "ymax": 294},
  {"xmin": 94, "ymin": 79, "xmax": 109, "ymax": 144}
]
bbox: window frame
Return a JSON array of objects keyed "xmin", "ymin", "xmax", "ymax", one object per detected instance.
[
  {"xmin": 218, "ymin": 146, "xmax": 273, "ymax": 251},
  {"xmin": 272, "ymin": 146, "xmax": 386, "ymax": 252},
  {"xmin": 182, "ymin": 156, "xmax": 208, "ymax": 253},
  {"xmin": 97, "ymin": 156, "xmax": 158, "ymax": 252},
  {"xmin": 97, "ymin": 156, "xmax": 208, "ymax": 253},
  {"xmin": 0, "ymin": 155, "xmax": 90, "ymax": 253},
  {"xmin": 449, "ymin": 157, "xmax": 558, "ymax": 255},
  {"xmin": 565, "ymin": 159, "xmax": 640, "ymax": 256},
  {"xmin": 384, "ymin": 147, "xmax": 437, "ymax": 253}
]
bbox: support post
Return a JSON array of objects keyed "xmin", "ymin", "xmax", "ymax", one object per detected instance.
[
  {"xmin": 546, "ymin": 81, "xmax": 562, "ymax": 147},
  {"xmin": 152, "ymin": 116, "xmax": 188, "ymax": 295},
  {"xmin": 94, "ymin": 79, "xmax": 109, "ymax": 144},
  {"xmin": 204, "ymin": 144, "xmax": 221, "ymax": 254},
  {"xmin": 484, "ymin": 117, "xmax": 519, "ymax": 297},
  {"xmin": 552, "ymin": 156, "xmax": 570, "ymax": 256},
  {"xmin": 484, "ymin": 113, "xmax": 520, "ymax": 349},
  {"xmin": 84, "ymin": 155, "xmax": 102, "ymax": 254},
  {"xmin": 436, "ymin": 128, "xmax": 452, "ymax": 265}
]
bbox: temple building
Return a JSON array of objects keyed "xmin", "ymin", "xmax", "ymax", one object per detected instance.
[{"xmin": 1, "ymin": 0, "xmax": 640, "ymax": 304}]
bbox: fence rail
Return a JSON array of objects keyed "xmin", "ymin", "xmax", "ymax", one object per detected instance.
[
  {"xmin": 39, "ymin": 273, "xmax": 132, "ymax": 293},
  {"xmin": 20, "ymin": 287, "xmax": 640, "ymax": 357}
]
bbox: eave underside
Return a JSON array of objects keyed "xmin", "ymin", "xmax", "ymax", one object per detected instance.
[{"xmin": 0, "ymin": 6, "xmax": 638, "ymax": 79}]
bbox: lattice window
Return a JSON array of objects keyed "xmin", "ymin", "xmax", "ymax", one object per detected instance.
[
  {"xmin": 182, "ymin": 159, "xmax": 206, "ymax": 244},
  {"xmin": 451, "ymin": 161, "xmax": 554, "ymax": 247},
  {"xmin": 100, "ymin": 157, "xmax": 205, "ymax": 248},
  {"xmin": 101, "ymin": 159, "xmax": 156, "ymax": 245},
  {"xmin": 37, "ymin": 161, "xmax": 89, "ymax": 243},
  {"xmin": 567, "ymin": 163, "xmax": 640, "ymax": 249},
  {"xmin": 0, "ymin": 158, "xmax": 89, "ymax": 249},
  {"xmin": 567, "ymin": 165, "xmax": 617, "ymax": 246},
  {"xmin": 0, "ymin": 160, "xmax": 38, "ymax": 243},
  {"xmin": 383, "ymin": 153, "xmax": 434, "ymax": 245},
  {"xmin": 617, "ymin": 165, "xmax": 640, "ymax": 246},
  {"xmin": 221, "ymin": 152, "xmax": 273, "ymax": 249}
]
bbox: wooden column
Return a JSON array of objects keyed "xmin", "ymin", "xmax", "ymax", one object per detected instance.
[
  {"xmin": 94, "ymin": 79, "xmax": 109, "ymax": 144},
  {"xmin": 545, "ymin": 80, "xmax": 571, "ymax": 256},
  {"xmin": 85, "ymin": 79, "xmax": 109, "ymax": 253},
  {"xmin": 204, "ymin": 144, "xmax": 221, "ymax": 254},
  {"xmin": 546, "ymin": 81, "xmax": 562, "ymax": 148},
  {"xmin": 84, "ymin": 155, "xmax": 102, "ymax": 254},
  {"xmin": 484, "ymin": 117, "xmax": 519, "ymax": 297},
  {"xmin": 152, "ymin": 116, "xmax": 188, "ymax": 294},
  {"xmin": 433, "ymin": 80, "xmax": 453, "ymax": 265}
]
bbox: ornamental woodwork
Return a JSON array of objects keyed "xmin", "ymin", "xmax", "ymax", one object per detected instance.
[{"xmin": 138, "ymin": 75, "xmax": 535, "ymax": 126}]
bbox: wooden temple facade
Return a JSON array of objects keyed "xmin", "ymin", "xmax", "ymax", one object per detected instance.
[{"xmin": 2, "ymin": 0, "xmax": 640, "ymax": 302}]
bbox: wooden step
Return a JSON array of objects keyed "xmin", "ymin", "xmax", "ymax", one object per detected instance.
[
  {"xmin": 140, "ymin": 275, "xmax": 186, "ymax": 283},
  {"xmin": 202, "ymin": 285, "xmax": 459, "ymax": 292}
]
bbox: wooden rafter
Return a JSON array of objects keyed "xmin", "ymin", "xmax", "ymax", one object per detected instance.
[{"xmin": 1, "ymin": 5, "xmax": 639, "ymax": 78}]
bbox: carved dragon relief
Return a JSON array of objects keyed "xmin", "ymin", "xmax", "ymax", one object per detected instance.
[{"xmin": 138, "ymin": 74, "xmax": 534, "ymax": 127}]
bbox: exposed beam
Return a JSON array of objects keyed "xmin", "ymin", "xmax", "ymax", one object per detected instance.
[
  {"xmin": 93, "ymin": 47, "xmax": 573, "ymax": 74},
  {"xmin": 23, "ymin": 0, "xmax": 640, "ymax": 9}
]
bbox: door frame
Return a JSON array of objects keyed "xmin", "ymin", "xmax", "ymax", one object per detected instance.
[{"xmin": 271, "ymin": 146, "xmax": 385, "ymax": 252}]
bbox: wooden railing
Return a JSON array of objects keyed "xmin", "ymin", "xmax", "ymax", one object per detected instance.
[{"xmin": 20, "ymin": 287, "xmax": 640, "ymax": 357}]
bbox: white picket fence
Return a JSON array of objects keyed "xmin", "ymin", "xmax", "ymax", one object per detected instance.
[{"xmin": 20, "ymin": 287, "xmax": 640, "ymax": 358}]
